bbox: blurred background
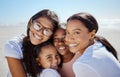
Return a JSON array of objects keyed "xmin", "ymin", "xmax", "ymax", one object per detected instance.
[{"xmin": 0, "ymin": 0, "xmax": 120, "ymax": 76}]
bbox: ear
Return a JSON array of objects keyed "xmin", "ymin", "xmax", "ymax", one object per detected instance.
[
  {"xmin": 30, "ymin": 19, "xmax": 33, "ymax": 25},
  {"xmin": 28, "ymin": 19, "xmax": 33, "ymax": 28},
  {"xmin": 36, "ymin": 58, "xmax": 41, "ymax": 66},
  {"xmin": 90, "ymin": 29, "xmax": 96, "ymax": 39}
]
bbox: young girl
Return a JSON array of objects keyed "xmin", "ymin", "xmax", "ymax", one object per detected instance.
[
  {"xmin": 65, "ymin": 12, "xmax": 120, "ymax": 77},
  {"xmin": 25, "ymin": 42, "xmax": 61, "ymax": 77},
  {"xmin": 54, "ymin": 24, "xmax": 80, "ymax": 77}
]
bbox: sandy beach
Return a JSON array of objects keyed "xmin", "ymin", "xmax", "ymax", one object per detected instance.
[
  {"xmin": 0, "ymin": 26, "xmax": 26, "ymax": 77},
  {"xmin": 0, "ymin": 26, "xmax": 120, "ymax": 77}
]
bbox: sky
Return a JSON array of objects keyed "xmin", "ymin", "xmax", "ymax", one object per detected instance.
[{"xmin": 0, "ymin": 0, "xmax": 120, "ymax": 27}]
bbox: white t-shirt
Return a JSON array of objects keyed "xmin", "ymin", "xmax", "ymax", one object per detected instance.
[
  {"xmin": 3, "ymin": 34, "xmax": 25, "ymax": 77},
  {"xmin": 4, "ymin": 34, "xmax": 25, "ymax": 59},
  {"xmin": 4, "ymin": 35, "xmax": 61, "ymax": 77},
  {"xmin": 73, "ymin": 41, "xmax": 120, "ymax": 77},
  {"xmin": 39, "ymin": 68, "xmax": 61, "ymax": 77}
]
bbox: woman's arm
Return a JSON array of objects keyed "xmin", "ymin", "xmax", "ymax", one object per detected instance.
[
  {"xmin": 6, "ymin": 57, "xmax": 27, "ymax": 77},
  {"xmin": 3, "ymin": 35, "xmax": 26, "ymax": 77}
]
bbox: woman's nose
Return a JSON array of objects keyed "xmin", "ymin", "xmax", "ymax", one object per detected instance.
[{"xmin": 65, "ymin": 34, "xmax": 74, "ymax": 43}]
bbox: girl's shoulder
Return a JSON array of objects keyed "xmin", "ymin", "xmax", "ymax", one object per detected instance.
[{"xmin": 40, "ymin": 68, "xmax": 61, "ymax": 77}]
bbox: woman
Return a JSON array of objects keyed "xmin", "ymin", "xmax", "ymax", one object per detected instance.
[
  {"xmin": 4, "ymin": 9, "xmax": 59, "ymax": 77},
  {"xmin": 65, "ymin": 12, "xmax": 120, "ymax": 77}
]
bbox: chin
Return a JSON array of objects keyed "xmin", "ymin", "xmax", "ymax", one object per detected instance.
[
  {"xmin": 69, "ymin": 48, "xmax": 77, "ymax": 54},
  {"xmin": 31, "ymin": 41, "xmax": 41, "ymax": 45},
  {"xmin": 32, "ymin": 42, "xmax": 39, "ymax": 45}
]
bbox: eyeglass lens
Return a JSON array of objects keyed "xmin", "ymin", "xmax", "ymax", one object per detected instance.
[{"xmin": 33, "ymin": 22, "xmax": 53, "ymax": 36}]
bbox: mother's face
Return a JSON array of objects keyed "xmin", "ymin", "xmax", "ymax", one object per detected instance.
[
  {"xmin": 65, "ymin": 20, "xmax": 92, "ymax": 54},
  {"xmin": 29, "ymin": 17, "xmax": 53, "ymax": 45}
]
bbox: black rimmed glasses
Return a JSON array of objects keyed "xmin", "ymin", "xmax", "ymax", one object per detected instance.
[{"xmin": 32, "ymin": 21, "xmax": 53, "ymax": 37}]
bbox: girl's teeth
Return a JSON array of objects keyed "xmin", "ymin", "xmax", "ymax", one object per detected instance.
[
  {"xmin": 59, "ymin": 46, "xmax": 65, "ymax": 50},
  {"xmin": 34, "ymin": 34, "xmax": 41, "ymax": 40}
]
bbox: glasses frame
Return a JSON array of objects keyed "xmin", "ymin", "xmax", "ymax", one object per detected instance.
[{"xmin": 32, "ymin": 21, "xmax": 53, "ymax": 37}]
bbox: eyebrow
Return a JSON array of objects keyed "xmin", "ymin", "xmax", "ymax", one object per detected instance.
[
  {"xmin": 36, "ymin": 21, "xmax": 44, "ymax": 27},
  {"xmin": 46, "ymin": 54, "xmax": 52, "ymax": 57},
  {"xmin": 73, "ymin": 28, "xmax": 82, "ymax": 31},
  {"xmin": 35, "ymin": 21, "xmax": 52, "ymax": 29},
  {"xmin": 66, "ymin": 28, "xmax": 82, "ymax": 32}
]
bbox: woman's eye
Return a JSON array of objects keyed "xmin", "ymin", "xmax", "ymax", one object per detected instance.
[
  {"xmin": 33, "ymin": 22, "xmax": 43, "ymax": 31},
  {"xmin": 74, "ymin": 31, "xmax": 80, "ymax": 35},
  {"xmin": 33, "ymin": 24, "xmax": 40, "ymax": 30},
  {"xmin": 43, "ymin": 29, "xmax": 53, "ymax": 36}
]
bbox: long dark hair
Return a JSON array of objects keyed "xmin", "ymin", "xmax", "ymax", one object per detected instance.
[
  {"xmin": 22, "ymin": 9, "xmax": 59, "ymax": 77},
  {"xmin": 67, "ymin": 12, "xmax": 118, "ymax": 60},
  {"xmin": 95, "ymin": 36, "xmax": 118, "ymax": 60},
  {"xmin": 34, "ymin": 41, "xmax": 62, "ymax": 75}
]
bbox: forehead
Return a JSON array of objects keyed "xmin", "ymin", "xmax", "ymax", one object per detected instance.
[
  {"xmin": 35, "ymin": 17, "xmax": 53, "ymax": 29},
  {"xmin": 41, "ymin": 45, "xmax": 57, "ymax": 54},
  {"xmin": 66, "ymin": 20, "xmax": 88, "ymax": 31},
  {"xmin": 54, "ymin": 28, "xmax": 65, "ymax": 35}
]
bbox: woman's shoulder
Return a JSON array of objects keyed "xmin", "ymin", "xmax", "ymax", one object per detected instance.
[
  {"xmin": 73, "ymin": 62, "xmax": 101, "ymax": 77},
  {"xmin": 3, "ymin": 34, "xmax": 26, "ymax": 59},
  {"xmin": 5, "ymin": 34, "xmax": 26, "ymax": 46},
  {"xmin": 9, "ymin": 34, "xmax": 25, "ymax": 42},
  {"xmin": 40, "ymin": 68, "xmax": 61, "ymax": 77}
]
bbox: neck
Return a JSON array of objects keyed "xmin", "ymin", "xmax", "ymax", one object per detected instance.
[
  {"xmin": 79, "ymin": 40, "xmax": 94, "ymax": 55},
  {"xmin": 63, "ymin": 52, "xmax": 74, "ymax": 63}
]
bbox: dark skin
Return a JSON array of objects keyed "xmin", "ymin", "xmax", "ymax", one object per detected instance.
[
  {"xmin": 6, "ymin": 57, "xmax": 26, "ymax": 77},
  {"xmin": 54, "ymin": 28, "xmax": 74, "ymax": 63}
]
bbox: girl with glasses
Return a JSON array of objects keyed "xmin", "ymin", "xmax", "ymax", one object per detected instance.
[{"xmin": 4, "ymin": 9, "xmax": 59, "ymax": 77}]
